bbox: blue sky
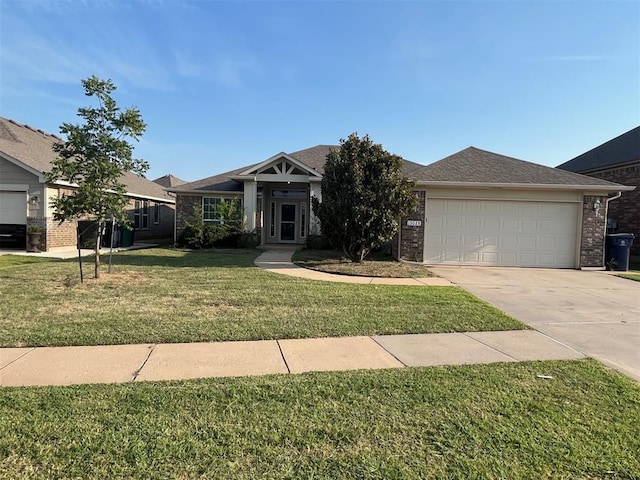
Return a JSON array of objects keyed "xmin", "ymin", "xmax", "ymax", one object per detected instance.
[{"xmin": 1, "ymin": 0, "xmax": 638, "ymax": 182}]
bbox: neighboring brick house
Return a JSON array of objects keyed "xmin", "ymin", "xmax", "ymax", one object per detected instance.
[
  {"xmin": 0, "ymin": 117, "xmax": 175, "ymax": 251},
  {"xmin": 169, "ymin": 144, "xmax": 632, "ymax": 269},
  {"xmin": 557, "ymin": 126, "xmax": 639, "ymax": 258}
]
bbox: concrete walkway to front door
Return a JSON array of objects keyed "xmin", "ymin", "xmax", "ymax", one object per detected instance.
[{"xmin": 428, "ymin": 266, "xmax": 640, "ymax": 382}]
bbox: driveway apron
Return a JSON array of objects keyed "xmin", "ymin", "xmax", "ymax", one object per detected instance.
[{"xmin": 429, "ymin": 267, "xmax": 640, "ymax": 381}]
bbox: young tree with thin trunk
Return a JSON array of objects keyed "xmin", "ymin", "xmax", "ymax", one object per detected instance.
[
  {"xmin": 45, "ymin": 75, "xmax": 148, "ymax": 279},
  {"xmin": 312, "ymin": 133, "xmax": 417, "ymax": 262}
]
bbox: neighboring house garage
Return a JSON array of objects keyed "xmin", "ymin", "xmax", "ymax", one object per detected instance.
[
  {"xmin": 0, "ymin": 190, "xmax": 27, "ymax": 249},
  {"xmin": 0, "ymin": 117, "xmax": 176, "ymax": 251},
  {"xmin": 557, "ymin": 126, "xmax": 640, "ymax": 258}
]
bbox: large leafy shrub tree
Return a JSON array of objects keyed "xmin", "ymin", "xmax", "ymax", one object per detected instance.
[
  {"xmin": 312, "ymin": 133, "xmax": 417, "ymax": 262},
  {"xmin": 45, "ymin": 76, "xmax": 148, "ymax": 279}
]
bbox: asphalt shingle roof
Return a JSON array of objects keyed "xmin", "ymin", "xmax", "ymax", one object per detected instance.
[
  {"xmin": 0, "ymin": 117, "xmax": 174, "ymax": 203},
  {"xmin": 173, "ymin": 144, "xmax": 428, "ymax": 192},
  {"xmin": 152, "ymin": 174, "xmax": 187, "ymax": 188},
  {"xmin": 556, "ymin": 126, "xmax": 640, "ymax": 173},
  {"xmin": 411, "ymin": 147, "xmax": 622, "ymax": 187}
]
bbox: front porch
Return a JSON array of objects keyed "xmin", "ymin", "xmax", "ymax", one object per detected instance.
[{"xmin": 235, "ymin": 153, "xmax": 323, "ymax": 247}]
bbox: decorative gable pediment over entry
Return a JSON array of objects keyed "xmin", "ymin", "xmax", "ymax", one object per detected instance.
[{"xmin": 239, "ymin": 153, "xmax": 323, "ymax": 179}]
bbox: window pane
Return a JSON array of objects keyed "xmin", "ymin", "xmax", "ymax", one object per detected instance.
[
  {"xmin": 281, "ymin": 204, "xmax": 296, "ymax": 222},
  {"xmin": 271, "ymin": 189, "xmax": 306, "ymax": 198}
]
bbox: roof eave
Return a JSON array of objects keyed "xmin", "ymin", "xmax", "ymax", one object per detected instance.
[
  {"xmin": 414, "ymin": 181, "xmax": 635, "ymax": 192},
  {"xmin": 171, "ymin": 189, "xmax": 243, "ymax": 195}
]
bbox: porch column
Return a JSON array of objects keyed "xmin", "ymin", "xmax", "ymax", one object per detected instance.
[
  {"xmin": 309, "ymin": 181, "xmax": 322, "ymax": 235},
  {"xmin": 243, "ymin": 180, "xmax": 258, "ymax": 232}
]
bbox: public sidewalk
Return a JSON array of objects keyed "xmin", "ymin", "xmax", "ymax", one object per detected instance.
[{"xmin": 0, "ymin": 331, "xmax": 584, "ymax": 387}]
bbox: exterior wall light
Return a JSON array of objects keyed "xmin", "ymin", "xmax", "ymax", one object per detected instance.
[{"xmin": 593, "ymin": 198, "xmax": 601, "ymax": 214}]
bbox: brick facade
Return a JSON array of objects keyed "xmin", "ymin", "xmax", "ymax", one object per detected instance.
[
  {"xmin": 175, "ymin": 195, "xmax": 202, "ymax": 241},
  {"xmin": 581, "ymin": 162, "xmax": 639, "ymax": 257},
  {"xmin": 396, "ymin": 191, "xmax": 426, "ymax": 262},
  {"xmin": 579, "ymin": 195, "xmax": 608, "ymax": 268},
  {"xmin": 27, "ymin": 188, "xmax": 175, "ymax": 251}
]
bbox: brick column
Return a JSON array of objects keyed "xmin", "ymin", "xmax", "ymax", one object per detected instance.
[
  {"xmin": 397, "ymin": 191, "xmax": 426, "ymax": 262},
  {"xmin": 579, "ymin": 195, "xmax": 608, "ymax": 268}
]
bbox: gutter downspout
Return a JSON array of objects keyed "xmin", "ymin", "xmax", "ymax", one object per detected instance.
[{"xmin": 602, "ymin": 192, "xmax": 622, "ymax": 267}]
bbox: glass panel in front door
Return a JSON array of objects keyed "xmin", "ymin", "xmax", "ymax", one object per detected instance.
[{"xmin": 280, "ymin": 204, "xmax": 296, "ymax": 241}]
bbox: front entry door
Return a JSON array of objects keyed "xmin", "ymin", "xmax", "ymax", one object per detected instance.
[{"xmin": 280, "ymin": 203, "xmax": 296, "ymax": 242}]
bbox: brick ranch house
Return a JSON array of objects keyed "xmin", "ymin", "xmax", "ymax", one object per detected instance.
[
  {"xmin": 557, "ymin": 126, "xmax": 639, "ymax": 259},
  {"xmin": 168, "ymin": 144, "xmax": 633, "ymax": 269},
  {"xmin": 0, "ymin": 117, "xmax": 175, "ymax": 251}
]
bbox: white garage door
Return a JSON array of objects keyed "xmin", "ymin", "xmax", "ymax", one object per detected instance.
[
  {"xmin": 0, "ymin": 191, "xmax": 27, "ymax": 224},
  {"xmin": 425, "ymin": 199, "xmax": 578, "ymax": 268}
]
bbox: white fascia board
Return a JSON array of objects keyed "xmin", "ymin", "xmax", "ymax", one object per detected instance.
[
  {"xmin": 0, "ymin": 183, "xmax": 30, "ymax": 191},
  {"xmin": 174, "ymin": 190, "xmax": 243, "ymax": 196},
  {"xmin": 125, "ymin": 192, "xmax": 176, "ymax": 204},
  {"xmin": 49, "ymin": 179, "xmax": 174, "ymax": 204},
  {"xmin": 0, "ymin": 152, "xmax": 46, "ymax": 182},
  {"xmin": 239, "ymin": 152, "xmax": 323, "ymax": 178},
  {"xmin": 414, "ymin": 181, "xmax": 635, "ymax": 192},
  {"xmin": 230, "ymin": 174, "xmax": 316, "ymax": 183}
]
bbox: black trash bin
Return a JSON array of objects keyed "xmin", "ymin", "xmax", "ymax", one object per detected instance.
[
  {"xmin": 77, "ymin": 221, "xmax": 99, "ymax": 249},
  {"xmin": 605, "ymin": 233, "xmax": 635, "ymax": 271},
  {"xmin": 101, "ymin": 222, "xmax": 122, "ymax": 248}
]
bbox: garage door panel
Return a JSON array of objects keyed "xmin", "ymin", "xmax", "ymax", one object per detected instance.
[
  {"xmin": 501, "ymin": 219, "xmax": 519, "ymax": 233},
  {"xmin": 463, "ymin": 234, "xmax": 480, "ymax": 247},
  {"xmin": 519, "ymin": 236, "xmax": 537, "ymax": 249},
  {"xmin": 482, "ymin": 217, "xmax": 499, "ymax": 230},
  {"xmin": 521, "ymin": 219, "xmax": 537, "ymax": 233},
  {"xmin": 0, "ymin": 192, "xmax": 27, "ymax": 224},
  {"xmin": 483, "ymin": 235, "xmax": 498, "ymax": 247},
  {"xmin": 463, "ymin": 251, "xmax": 480, "ymax": 262},
  {"xmin": 445, "ymin": 217, "xmax": 463, "ymax": 229},
  {"xmin": 445, "ymin": 234, "xmax": 462, "ymax": 247},
  {"xmin": 425, "ymin": 199, "xmax": 578, "ymax": 268},
  {"xmin": 481, "ymin": 252, "xmax": 498, "ymax": 263},
  {"xmin": 464, "ymin": 217, "xmax": 481, "ymax": 229}
]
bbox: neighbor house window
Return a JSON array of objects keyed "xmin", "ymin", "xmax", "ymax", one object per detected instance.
[
  {"xmin": 134, "ymin": 200, "xmax": 149, "ymax": 229},
  {"xmin": 153, "ymin": 203, "xmax": 160, "ymax": 224},
  {"xmin": 202, "ymin": 197, "xmax": 242, "ymax": 225}
]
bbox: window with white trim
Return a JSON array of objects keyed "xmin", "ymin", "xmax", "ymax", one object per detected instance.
[
  {"xmin": 153, "ymin": 203, "xmax": 160, "ymax": 224},
  {"xmin": 300, "ymin": 202, "xmax": 306, "ymax": 238},
  {"xmin": 202, "ymin": 197, "xmax": 242, "ymax": 225},
  {"xmin": 134, "ymin": 200, "xmax": 149, "ymax": 229}
]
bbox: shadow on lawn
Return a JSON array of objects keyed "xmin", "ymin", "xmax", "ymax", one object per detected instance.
[{"xmin": 62, "ymin": 248, "xmax": 260, "ymax": 269}]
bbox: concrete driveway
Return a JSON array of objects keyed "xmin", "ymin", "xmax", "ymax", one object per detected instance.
[{"xmin": 429, "ymin": 266, "xmax": 640, "ymax": 381}]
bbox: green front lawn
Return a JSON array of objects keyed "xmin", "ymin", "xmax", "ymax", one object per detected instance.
[
  {"xmin": 617, "ymin": 262, "xmax": 640, "ymax": 282},
  {"xmin": 1, "ymin": 360, "xmax": 638, "ymax": 479},
  {"xmin": 0, "ymin": 248, "xmax": 525, "ymax": 347}
]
